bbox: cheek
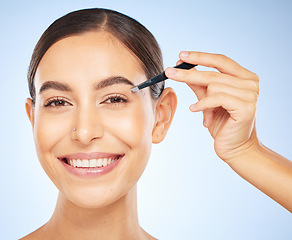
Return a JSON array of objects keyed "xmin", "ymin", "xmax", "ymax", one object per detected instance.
[
  {"xmin": 101, "ymin": 100, "xmax": 155, "ymax": 183},
  {"xmin": 103, "ymin": 102, "xmax": 154, "ymax": 152},
  {"xmin": 100, "ymin": 104, "xmax": 154, "ymax": 201},
  {"xmin": 34, "ymin": 114, "xmax": 67, "ymax": 149},
  {"xmin": 33, "ymin": 109, "xmax": 71, "ymax": 170}
]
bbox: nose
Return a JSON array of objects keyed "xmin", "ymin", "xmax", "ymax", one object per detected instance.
[{"xmin": 71, "ymin": 106, "xmax": 104, "ymax": 145}]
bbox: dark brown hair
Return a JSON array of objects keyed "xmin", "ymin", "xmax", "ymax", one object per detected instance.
[{"xmin": 27, "ymin": 8, "xmax": 164, "ymax": 103}]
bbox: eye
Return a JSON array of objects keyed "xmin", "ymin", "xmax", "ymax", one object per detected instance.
[
  {"xmin": 101, "ymin": 95, "xmax": 129, "ymax": 105},
  {"xmin": 44, "ymin": 97, "xmax": 72, "ymax": 107}
]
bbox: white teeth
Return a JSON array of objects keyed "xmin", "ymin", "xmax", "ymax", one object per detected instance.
[
  {"xmin": 67, "ymin": 157, "xmax": 119, "ymax": 168},
  {"xmin": 73, "ymin": 159, "xmax": 77, "ymax": 167},
  {"xmin": 82, "ymin": 159, "xmax": 89, "ymax": 167},
  {"xmin": 90, "ymin": 159, "xmax": 97, "ymax": 167},
  {"xmin": 102, "ymin": 158, "xmax": 107, "ymax": 167},
  {"xmin": 97, "ymin": 158, "xmax": 103, "ymax": 167},
  {"xmin": 77, "ymin": 159, "xmax": 82, "ymax": 167}
]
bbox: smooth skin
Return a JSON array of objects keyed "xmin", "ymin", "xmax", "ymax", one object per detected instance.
[
  {"xmin": 23, "ymin": 32, "xmax": 176, "ymax": 240},
  {"xmin": 165, "ymin": 51, "xmax": 292, "ymax": 212}
]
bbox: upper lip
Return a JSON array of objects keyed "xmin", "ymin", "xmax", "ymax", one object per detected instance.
[{"xmin": 58, "ymin": 152, "xmax": 124, "ymax": 161}]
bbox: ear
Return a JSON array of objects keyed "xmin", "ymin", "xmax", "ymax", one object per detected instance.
[
  {"xmin": 25, "ymin": 98, "xmax": 35, "ymax": 127},
  {"xmin": 152, "ymin": 87, "xmax": 177, "ymax": 144}
]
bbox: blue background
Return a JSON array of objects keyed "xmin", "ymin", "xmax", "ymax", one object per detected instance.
[{"xmin": 1, "ymin": 0, "xmax": 292, "ymax": 239}]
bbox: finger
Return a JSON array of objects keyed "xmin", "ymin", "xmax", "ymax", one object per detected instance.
[
  {"xmin": 190, "ymin": 93, "xmax": 256, "ymax": 122},
  {"xmin": 176, "ymin": 59, "xmax": 198, "ymax": 73},
  {"xmin": 186, "ymin": 83, "xmax": 206, "ymax": 100},
  {"xmin": 179, "ymin": 51, "xmax": 259, "ymax": 81},
  {"xmin": 173, "ymin": 61, "xmax": 213, "ymax": 127},
  {"xmin": 176, "ymin": 59, "xmax": 184, "ymax": 66},
  {"xmin": 202, "ymin": 81, "xmax": 257, "ymax": 127},
  {"xmin": 186, "ymin": 83, "xmax": 214, "ymax": 127},
  {"xmin": 165, "ymin": 68, "xmax": 259, "ymax": 94},
  {"xmin": 202, "ymin": 108, "xmax": 214, "ymax": 128},
  {"xmin": 206, "ymin": 83, "xmax": 258, "ymax": 103}
]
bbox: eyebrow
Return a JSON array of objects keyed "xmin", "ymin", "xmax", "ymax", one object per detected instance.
[
  {"xmin": 95, "ymin": 76, "xmax": 135, "ymax": 89},
  {"xmin": 39, "ymin": 81, "xmax": 72, "ymax": 94},
  {"xmin": 39, "ymin": 76, "xmax": 135, "ymax": 94}
]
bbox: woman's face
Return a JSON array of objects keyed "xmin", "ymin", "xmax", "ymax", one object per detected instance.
[{"xmin": 28, "ymin": 31, "xmax": 157, "ymax": 208}]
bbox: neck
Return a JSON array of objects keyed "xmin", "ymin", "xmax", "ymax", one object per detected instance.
[{"xmin": 43, "ymin": 185, "xmax": 148, "ymax": 239}]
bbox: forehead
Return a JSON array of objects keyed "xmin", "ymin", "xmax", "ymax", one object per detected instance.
[{"xmin": 35, "ymin": 31, "xmax": 146, "ymax": 87}]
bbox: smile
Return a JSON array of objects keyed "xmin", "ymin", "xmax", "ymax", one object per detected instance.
[
  {"xmin": 66, "ymin": 157, "xmax": 119, "ymax": 168},
  {"xmin": 58, "ymin": 152, "xmax": 124, "ymax": 178}
]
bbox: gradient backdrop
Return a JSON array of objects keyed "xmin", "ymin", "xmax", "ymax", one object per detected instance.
[{"xmin": 1, "ymin": 0, "xmax": 292, "ymax": 239}]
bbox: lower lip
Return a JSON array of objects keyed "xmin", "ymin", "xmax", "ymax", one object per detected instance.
[{"xmin": 60, "ymin": 156, "xmax": 123, "ymax": 178}]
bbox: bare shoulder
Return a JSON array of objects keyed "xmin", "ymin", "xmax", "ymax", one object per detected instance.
[
  {"xmin": 19, "ymin": 231, "xmax": 41, "ymax": 240},
  {"xmin": 19, "ymin": 225, "xmax": 48, "ymax": 240},
  {"xmin": 142, "ymin": 229, "xmax": 158, "ymax": 240},
  {"xmin": 19, "ymin": 233, "xmax": 35, "ymax": 240}
]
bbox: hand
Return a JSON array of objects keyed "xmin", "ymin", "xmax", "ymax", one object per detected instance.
[{"xmin": 165, "ymin": 51, "xmax": 260, "ymax": 162}]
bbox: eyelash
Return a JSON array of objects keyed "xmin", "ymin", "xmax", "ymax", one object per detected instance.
[
  {"xmin": 101, "ymin": 94, "xmax": 129, "ymax": 105},
  {"xmin": 44, "ymin": 97, "xmax": 71, "ymax": 107},
  {"xmin": 44, "ymin": 95, "xmax": 128, "ymax": 108}
]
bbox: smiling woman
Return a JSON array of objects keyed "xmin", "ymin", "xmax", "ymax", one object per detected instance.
[
  {"xmin": 23, "ymin": 8, "xmax": 176, "ymax": 240},
  {"xmin": 22, "ymin": 7, "xmax": 292, "ymax": 240}
]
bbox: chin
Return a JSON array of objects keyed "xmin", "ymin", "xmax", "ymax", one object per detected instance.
[{"xmin": 59, "ymin": 180, "xmax": 135, "ymax": 209}]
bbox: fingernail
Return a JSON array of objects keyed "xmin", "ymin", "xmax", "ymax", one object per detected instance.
[
  {"xmin": 167, "ymin": 67, "xmax": 177, "ymax": 76},
  {"xmin": 180, "ymin": 51, "xmax": 189, "ymax": 58}
]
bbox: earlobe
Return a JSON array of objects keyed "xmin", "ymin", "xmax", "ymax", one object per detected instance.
[
  {"xmin": 25, "ymin": 98, "xmax": 35, "ymax": 127},
  {"xmin": 152, "ymin": 87, "xmax": 177, "ymax": 144}
]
